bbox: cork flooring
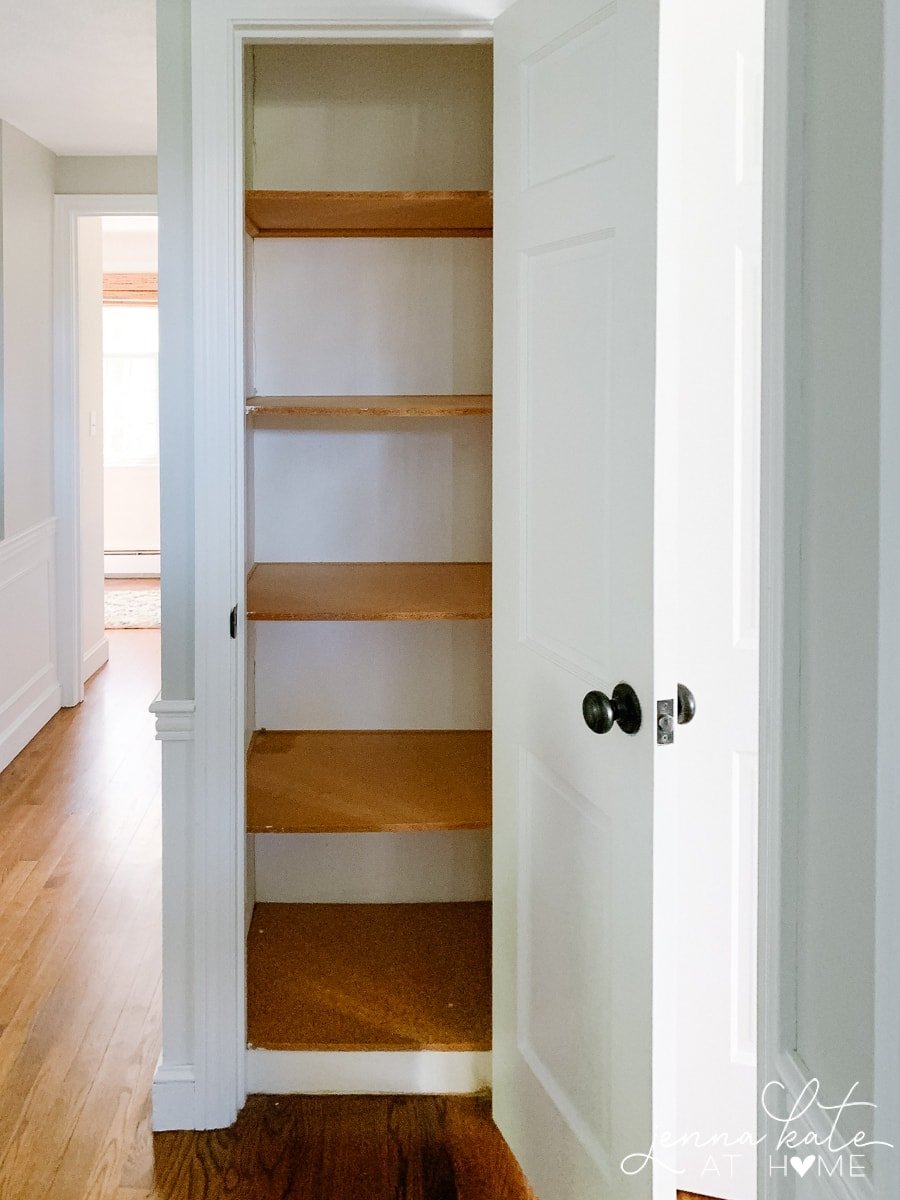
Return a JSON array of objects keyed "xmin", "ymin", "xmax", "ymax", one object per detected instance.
[
  {"xmin": 246, "ymin": 729, "xmax": 491, "ymax": 833},
  {"xmin": 247, "ymin": 902, "xmax": 491, "ymax": 1051}
]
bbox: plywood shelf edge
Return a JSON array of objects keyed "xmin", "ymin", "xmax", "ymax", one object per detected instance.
[
  {"xmin": 245, "ymin": 190, "xmax": 493, "ymax": 238},
  {"xmin": 246, "ymin": 394, "xmax": 493, "ymax": 419}
]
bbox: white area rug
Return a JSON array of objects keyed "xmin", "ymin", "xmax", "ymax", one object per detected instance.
[{"xmin": 104, "ymin": 587, "xmax": 161, "ymax": 629}]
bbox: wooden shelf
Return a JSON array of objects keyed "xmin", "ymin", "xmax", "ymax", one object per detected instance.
[
  {"xmin": 246, "ymin": 394, "xmax": 492, "ymax": 419},
  {"xmin": 247, "ymin": 730, "xmax": 491, "ymax": 833},
  {"xmin": 247, "ymin": 562, "xmax": 491, "ymax": 621},
  {"xmin": 245, "ymin": 190, "xmax": 492, "ymax": 238},
  {"xmin": 247, "ymin": 902, "xmax": 491, "ymax": 1051}
]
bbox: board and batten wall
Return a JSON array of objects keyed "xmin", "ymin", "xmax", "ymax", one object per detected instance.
[
  {"xmin": 0, "ymin": 120, "xmax": 60, "ymax": 772},
  {"xmin": 246, "ymin": 43, "xmax": 493, "ymax": 905}
]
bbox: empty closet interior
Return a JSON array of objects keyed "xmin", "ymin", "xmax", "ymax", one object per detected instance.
[{"xmin": 241, "ymin": 42, "xmax": 494, "ymax": 1091}]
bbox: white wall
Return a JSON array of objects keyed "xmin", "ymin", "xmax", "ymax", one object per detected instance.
[
  {"xmin": 764, "ymin": 1, "xmax": 884, "ymax": 1196},
  {"xmin": 250, "ymin": 43, "xmax": 492, "ymax": 189},
  {"xmin": 0, "ymin": 120, "xmax": 60, "ymax": 770},
  {"xmin": 55, "ymin": 155, "xmax": 158, "ymax": 196}
]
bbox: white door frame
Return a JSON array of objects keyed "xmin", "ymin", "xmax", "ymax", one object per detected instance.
[
  {"xmin": 53, "ymin": 193, "xmax": 158, "ymax": 707},
  {"xmin": 183, "ymin": 1, "xmax": 494, "ymax": 1130}
]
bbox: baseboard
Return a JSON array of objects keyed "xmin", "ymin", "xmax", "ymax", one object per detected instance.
[
  {"xmin": 104, "ymin": 552, "xmax": 161, "ymax": 576},
  {"xmin": 0, "ymin": 674, "xmax": 61, "ymax": 774},
  {"xmin": 83, "ymin": 635, "xmax": 110, "ymax": 683},
  {"xmin": 152, "ymin": 1063, "xmax": 198, "ymax": 1131},
  {"xmin": 246, "ymin": 1049, "xmax": 491, "ymax": 1096}
]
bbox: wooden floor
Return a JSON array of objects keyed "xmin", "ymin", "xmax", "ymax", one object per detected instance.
[
  {"xmin": 0, "ymin": 631, "xmax": 162, "ymax": 1199},
  {"xmin": 153, "ymin": 1095, "xmax": 533, "ymax": 1200}
]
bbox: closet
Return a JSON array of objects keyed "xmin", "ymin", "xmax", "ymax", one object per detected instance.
[{"xmin": 241, "ymin": 42, "xmax": 494, "ymax": 1092}]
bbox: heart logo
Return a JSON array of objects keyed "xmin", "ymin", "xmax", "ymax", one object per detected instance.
[{"xmin": 790, "ymin": 1155, "xmax": 816, "ymax": 1178}]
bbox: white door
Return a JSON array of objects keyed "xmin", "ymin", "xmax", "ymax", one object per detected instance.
[
  {"xmin": 492, "ymin": 1, "xmax": 677, "ymax": 1197},
  {"xmin": 672, "ymin": 1, "xmax": 763, "ymax": 1195}
]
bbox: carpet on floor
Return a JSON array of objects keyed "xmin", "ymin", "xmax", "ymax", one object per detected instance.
[{"xmin": 104, "ymin": 588, "xmax": 161, "ymax": 629}]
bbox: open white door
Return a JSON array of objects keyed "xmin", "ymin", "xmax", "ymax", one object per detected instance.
[{"xmin": 493, "ymin": 1, "xmax": 676, "ymax": 1197}]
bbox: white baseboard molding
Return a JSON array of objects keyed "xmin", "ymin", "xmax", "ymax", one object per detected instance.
[
  {"xmin": 0, "ymin": 672, "xmax": 61, "ymax": 774},
  {"xmin": 246, "ymin": 1049, "xmax": 491, "ymax": 1096},
  {"xmin": 82, "ymin": 635, "xmax": 109, "ymax": 683},
  {"xmin": 255, "ymin": 830, "xmax": 491, "ymax": 904},
  {"xmin": 104, "ymin": 552, "xmax": 161, "ymax": 576},
  {"xmin": 152, "ymin": 1063, "xmax": 199, "ymax": 1131}
]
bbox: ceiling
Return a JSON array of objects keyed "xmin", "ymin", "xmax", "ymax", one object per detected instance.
[
  {"xmin": 0, "ymin": 1, "xmax": 520, "ymax": 159},
  {"xmin": 0, "ymin": 0, "xmax": 156, "ymax": 156}
]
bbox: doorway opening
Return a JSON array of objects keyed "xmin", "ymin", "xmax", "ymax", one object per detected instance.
[
  {"xmin": 99, "ymin": 216, "xmax": 160, "ymax": 633},
  {"xmin": 54, "ymin": 195, "xmax": 159, "ymax": 709}
]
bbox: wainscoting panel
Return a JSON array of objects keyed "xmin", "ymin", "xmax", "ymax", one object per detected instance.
[{"xmin": 0, "ymin": 519, "xmax": 60, "ymax": 771}]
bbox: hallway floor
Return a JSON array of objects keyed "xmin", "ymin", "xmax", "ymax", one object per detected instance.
[
  {"xmin": 0, "ymin": 631, "xmax": 161, "ymax": 1198},
  {"xmin": 0, "ymin": 632, "xmax": 534, "ymax": 1199}
]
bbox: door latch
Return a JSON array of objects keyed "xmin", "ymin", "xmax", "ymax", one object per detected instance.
[{"xmin": 657, "ymin": 698, "xmax": 675, "ymax": 745}]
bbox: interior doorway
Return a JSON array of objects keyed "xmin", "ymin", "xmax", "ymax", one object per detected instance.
[
  {"xmin": 78, "ymin": 214, "xmax": 160, "ymax": 674},
  {"xmin": 53, "ymin": 195, "xmax": 158, "ymax": 708}
]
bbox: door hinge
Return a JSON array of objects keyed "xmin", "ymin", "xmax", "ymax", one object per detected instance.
[
  {"xmin": 230, "ymin": 605, "xmax": 238, "ymax": 639},
  {"xmin": 657, "ymin": 698, "xmax": 675, "ymax": 745}
]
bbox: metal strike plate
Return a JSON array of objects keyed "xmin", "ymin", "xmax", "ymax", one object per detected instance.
[{"xmin": 657, "ymin": 698, "xmax": 675, "ymax": 745}]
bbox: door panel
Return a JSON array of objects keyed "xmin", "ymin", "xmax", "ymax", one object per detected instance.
[{"xmin": 493, "ymin": 1, "xmax": 673, "ymax": 1196}]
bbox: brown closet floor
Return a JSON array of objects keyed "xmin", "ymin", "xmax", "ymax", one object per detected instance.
[{"xmin": 247, "ymin": 902, "xmax": 491, "ymax": 1051}]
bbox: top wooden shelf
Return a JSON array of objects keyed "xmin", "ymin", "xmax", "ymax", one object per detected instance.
[
  {"xmin": 245, "ymin": 190, "xmax": 493, "ymax": 238},
  {"xmin": 246, "ymin": 394, "xmax": 492, "ymax": 419}
]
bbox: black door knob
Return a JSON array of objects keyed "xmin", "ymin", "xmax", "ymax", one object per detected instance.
[
  {"xmin": 677, "ymin": 683, "xmax": 696, "ymax": 725},
  {"xmin": 582, "ymin": 683, "xmax": 642, "ymax": 735}
]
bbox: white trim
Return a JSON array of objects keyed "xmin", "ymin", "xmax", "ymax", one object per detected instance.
[
  {"xmin": 0, "ymin": 677, "xmax": 61, "ymax": 774},
  {"xmin": 82, "ymin": 635, "xmax": 109, "ymax": 682},
  {"xmin": 875, "ymin": 0, "xmax": 900, "ymax": 1193},
  {"xmin": 759, "ymin": 1, "xmax": 800, "ymax": 1195},
  {"xmin": 187, "ymin": 1, "xmax": 496, "ymax": 1130},
  {"xmin": 0, "ymin": 516, "xmax": 57, "ymax": 563},
  {"xmin": 151, "ymin": 1063, "xmax": 199, "ymax": 1132},
  {"xmin": 53, "ymin": 194, "xmax": 157, "ymax": 708},
  {"xmin": 246, "ymin": 1049, "xmax": 492, "ymax": 1095},
  {"xmin": 150, "ymin": 692, "xmax": 196, "ymax": 741}
]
